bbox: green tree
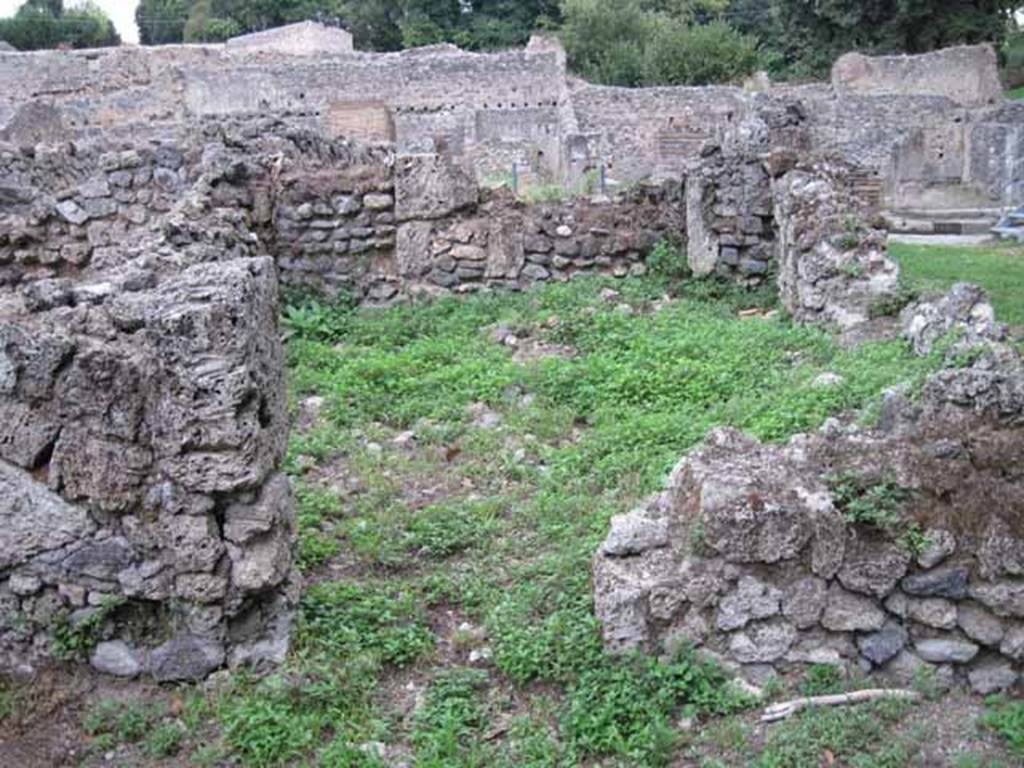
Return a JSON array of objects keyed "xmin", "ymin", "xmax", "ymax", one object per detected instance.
[
  {"xmin": 642, "ymin": 18, "xmax": 762, "ymax": 85},
  {"xmin": 733, "ymin": 0, "xmax": 1019, "ymax": 80},
  {"xmin": 398, "ymin": 0, "xmax": 462, "ymax": 47},
  {"xmin": 559, "ymin": 0, "xmax": 762, "ymax": 86},
  {"xmin": 0, "ymin": 0, "xmax": 119, "ymax": 51},
  {"xmin": 460, "ymin": 0, "xmax": 561, "ymax": 49},
  {"xmin": 183, "ymin": 0, "xmax": 240, "ymax": 42},
  {"xmin": 136, "ymin": 0, "xmax": 189, "ymax": 45}
]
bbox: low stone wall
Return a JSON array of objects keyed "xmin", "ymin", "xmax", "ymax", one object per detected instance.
[
  {"xmin": 395, "ymin": 181, "xmax": 686, "ymax": 295},
  {"xmin": 594, "ymin": 287, "xmax": 1024, "ymax": 694}
]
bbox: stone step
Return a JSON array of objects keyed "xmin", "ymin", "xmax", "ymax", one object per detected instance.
[{"xmin": 884, "ymin": 208, "xmax": 995, "ymax": 236}]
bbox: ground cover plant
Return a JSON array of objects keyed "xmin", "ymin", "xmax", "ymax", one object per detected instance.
[
  {"xmin": 5, "ymin": 246, "xmax": 1023, "ymax": 767},
  {"xmin": 202, "ymin": 267, "xmax": 955, "ymax": 766}
]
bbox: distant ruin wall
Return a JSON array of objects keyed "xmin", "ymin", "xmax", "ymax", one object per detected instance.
[
  {"xmin": 0, "ymin": 41, "xmax": 1018, "ymax": 208},
  {"xmin": 833, "ymin": 44, "xmax": 1004, "ymax": 108},
  {"xmin": 224, "ymin": 20, "xmax": 354, "ymax": 56}
]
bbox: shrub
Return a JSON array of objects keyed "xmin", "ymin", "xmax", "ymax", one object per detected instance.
[{"xmin": 642, "ymin": 19, "xmax": 764, "ymax": 87}]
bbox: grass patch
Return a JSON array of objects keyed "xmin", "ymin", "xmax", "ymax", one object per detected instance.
[
  {"xmin": 756, "ymin": 699, "xmax": 921, "ymax": 768},
  {"xmin": 1007, "ymin": 86, "xmax": 1024, "ymax": 100},
  {"xmin": 981, "ymin": 696, "xmax": 1024, "ymax": 757},
  {"xmin": 890, "ymin": 241, "xmax": 1024, "ymax": 325}
]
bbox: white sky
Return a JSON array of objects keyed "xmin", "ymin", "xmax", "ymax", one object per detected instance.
[{"xmin": 0, "ymin": 0, "xmax": 141, "ymax": 44}]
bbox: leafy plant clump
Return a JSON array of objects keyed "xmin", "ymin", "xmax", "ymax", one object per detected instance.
[
  {"xmin": 563, "ymin": 649, "xmax": 754, "ymax": 766},
  {"xmin": 828, "ymin": 472, "xmax": 913, "ymax": 530},
  {"xmin": 50, "ymin": 596, "xmax": 126, "ymax": 661},
  {"xmin": 83, "ymin": 699, "xmax": 182, "ymax": 757},
  {"xmin": 646, "ymin": 236, "xmax": 691, "ymax": 283}
]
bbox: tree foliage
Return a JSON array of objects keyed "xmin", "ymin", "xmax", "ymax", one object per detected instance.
[
  {"xmin": 560, "ymin": 0, "xmax": 763, "ymax": 86},
  {"xmin": 132, "ymin": 0, "xmax": 559, "ymax": 51},
  {"xmin": 5, "ymin": 0, "xmax": 1018, "ymax": 89},
  {"xmin": 0, "ymin": 0, "xmax": 120, "ymax": 51},
  {"xmin": 731, "ymin": 0, "xmax": 1020, "ymax": 79},
  {"xmin": 136, "ymin": 0, "xmax": 189, "ymax": 46}
]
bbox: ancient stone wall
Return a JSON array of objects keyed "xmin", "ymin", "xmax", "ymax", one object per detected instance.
[
  {"xmin": 773, "ymin": 160, "xmax": 900, "ymax": 329},
  {"xmin": 685, "ymin": 154, "xmax": 776, "ymax": 281},
  {"xmin": 398, "ymin": 182, "xmax": 684, "ymax": 294},
  {"xmin": 594, "ymin": 286, "xmax": 1024, "ymax": 694},
  {"xmin": 0, "ymin": 137, "xmax": 297, "ymax": 679},
  {"xmin": 0, "ymin": 34, "xmax": 1017, "ymax": 208}
]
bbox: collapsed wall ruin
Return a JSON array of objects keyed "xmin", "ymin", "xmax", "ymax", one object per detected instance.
[
  {"xmin": 0, "ymin": 26, "xmax": 1021, "ymax": 682},
  {"xmin": 594, "ymin": 283, "xmax": 1024, "ymax": 693}
]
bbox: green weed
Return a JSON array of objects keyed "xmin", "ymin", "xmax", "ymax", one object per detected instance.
[
  {"xmin": 981, "ymin": 696, "xmax": 1024, "ymax": 757},
  {"xmin": 647, "ymin": 236, "xmax": 691, "ymax": 282},
  {"xmin": 413, "ymin": 668, "xmax": 491, "ymax": 766},
  {"xmin": 799, "ymin": 663, "xmax": 844, "ymax": 696},
  {"xmin": 828, "ymin": 472, "xmax": 913, "ymax": 530},
  {"xmin": 51, "ymin": 596, "xmax": 125, "ymax": 661},
  {"xmin": 83, "ymin": 699, "xmax": 165, "ymax": 747},
  {"xmin": 297, "ymin": 582, "xmax": 435, "ymax": 665},
  {"xmin": 563, "ymin": 649, "xmax": 753, "ymax": 766}
]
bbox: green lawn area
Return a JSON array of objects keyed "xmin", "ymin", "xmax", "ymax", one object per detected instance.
[
  {"xmin": 889, "ymin": 241, "xmax": 1024, "ymax": 326},
  {"xmin": 1007, "ymin": 86, "xmax": 1024, "ymax": 99}
]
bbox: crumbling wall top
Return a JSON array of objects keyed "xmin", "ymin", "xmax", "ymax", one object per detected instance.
[
  {"xmin": 225, "ymin": 21, "xmax": 353, "ymax": 56},
  {"xmin": 832, "ymin": 44, "xmax": 1003, "ymax": 107}
]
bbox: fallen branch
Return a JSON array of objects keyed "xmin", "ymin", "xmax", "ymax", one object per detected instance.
[{"xmin": 761, "ymin": 688, "xmax": 921, "ymax": 723}]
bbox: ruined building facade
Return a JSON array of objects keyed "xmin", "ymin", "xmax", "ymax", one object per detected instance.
[{"xmin": 0, "ymin": 25, "xmax": 1021, "ymax": 680}]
